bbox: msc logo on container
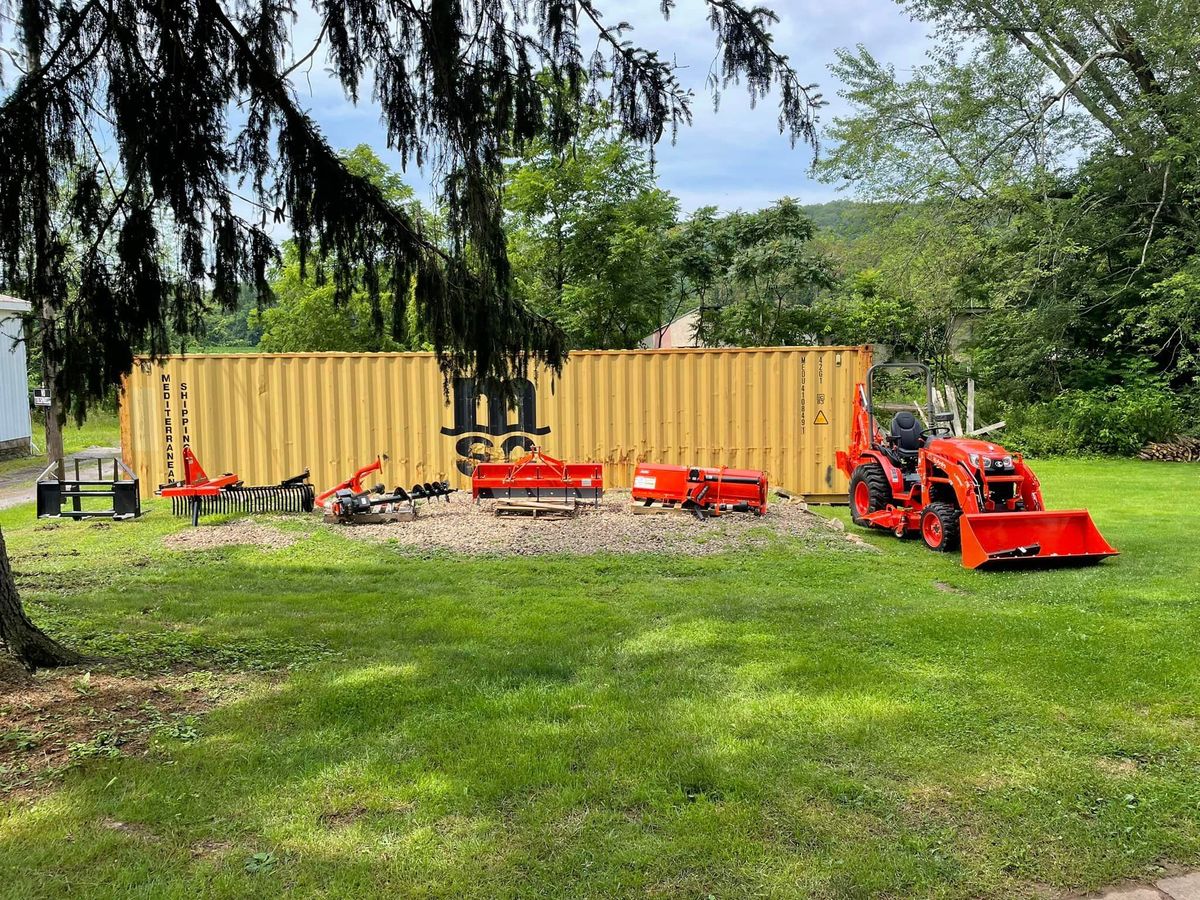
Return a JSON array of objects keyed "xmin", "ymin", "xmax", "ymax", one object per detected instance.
[{"xmin": 440, "ymin": 377, "xmax": 550, "ymax": 476}]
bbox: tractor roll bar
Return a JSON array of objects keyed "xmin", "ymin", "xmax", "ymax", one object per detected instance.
[{"xmin": 865, "ymin": 362, "xmax": 953, "ymax": 431}]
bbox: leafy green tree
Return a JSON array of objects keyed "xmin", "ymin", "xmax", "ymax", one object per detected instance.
[
  {"xmin": 815, "ymin": 205, "xmax": 987, "ymax": 375},
  {"xmin": 196, "ymin": 287, "xmax": 264, "ymax": 349},
  {"xmin": 253, "ymin": 245, "xmax": 416, "ymax": 353},
  {"xmin": 253, "ymin": 145, "xmax": 432, "ymax": 352},
  {"xmin": 690, "ymin": 199, "xmax": 834, "ymax": 347},
  {"xmin": 658, "ymin": 207, "xmax": 731, "ymax": 340},
  {"xmin": 0, "ymin": 0, "xmax": 819, "ymax": 669},
  {"xmin": 1143, "ymin": 259, "xmax": 1200, "ymax": 384},
  {"xmin": 816, "ymin": 0, "xmax": 1200, "ymax": 405},
  {"xmin": 506, "ymin": 111, "xmax": 678, "ymax": 348}
]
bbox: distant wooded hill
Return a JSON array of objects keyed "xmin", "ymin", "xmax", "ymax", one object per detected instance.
[{"xmin": 800, "ymin": 200, "xmax": 894, "ymax": 241}]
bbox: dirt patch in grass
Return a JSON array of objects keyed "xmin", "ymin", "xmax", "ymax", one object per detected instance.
[
  {"xmin": 1096, "ymin": 756, "xmax": 1142, "ymax": 776},
  {"xmin": 934, "ymin": 581, "xmax": 966, "ymax": 594},
  {"xmin": 163, "ymin": 519, "xmax": 298, "ymax": 551},
  {"xmin": 334, "ymin": 490, "xmax": 862, "ymax": 557},
  {"xmin": 318, "ymin": 806, "xmax": 369, "ymax": 828},
  {"xmin": 189, "ymin": 838, "xmax": 236, "ymax": 859},
  {"xmin": 0, "ymin": 666, "xmax": 248, "ymax": 797}
]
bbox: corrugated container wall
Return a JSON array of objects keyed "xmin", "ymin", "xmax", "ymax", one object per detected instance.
[{"xmin": 121, "ymin": 347, "xmax": 871, "ymax": 501}]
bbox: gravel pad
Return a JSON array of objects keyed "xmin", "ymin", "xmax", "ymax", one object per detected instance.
[{"xmin": 335, "ymin": 491, "xmax": 854, "ymax": 558}]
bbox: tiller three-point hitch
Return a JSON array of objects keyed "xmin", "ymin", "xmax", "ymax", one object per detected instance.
[
  {"xmin": 157, "ymin": 447, "xmax": 315, "ymax": 526},
  {"xmin": 631, "ymin": 463, "xmax": 768, "ymax": 519},
  {"xmin": 471, "ymin": 447, "xmax": 603, "ymax": 505},
  {"xmin": 836, "ymin": 362, "xmax": 1117, "ymax": 569}
]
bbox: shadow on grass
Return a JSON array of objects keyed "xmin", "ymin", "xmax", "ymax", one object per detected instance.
[{"xmin": 2, "ymin": 468, "xmax": 1200, "ymax": 897}]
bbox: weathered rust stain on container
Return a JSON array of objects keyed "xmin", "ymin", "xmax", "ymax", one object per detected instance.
[{"xmin": 121, "ymin": 346, "xmax": 871, "ymax": 500}]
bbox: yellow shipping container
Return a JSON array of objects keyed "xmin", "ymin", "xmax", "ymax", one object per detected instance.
[{"xmin": 121, "ymin": 346, "xmax": 871, "ymax": 501}]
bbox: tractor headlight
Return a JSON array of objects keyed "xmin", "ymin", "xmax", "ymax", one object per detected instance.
[
  {"xmin": 969, "ymin": 453, "xmax": 980, "ymax": 467},
  {"xmin": 1001, "ymin": 455, "xmax": 1013, "ymax": 469},
  {"xmin": 982, "ymin": 457, "xmax": 993, "ymax": 469}
]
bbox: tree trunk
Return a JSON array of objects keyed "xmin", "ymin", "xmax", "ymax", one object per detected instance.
[
  {"xmin": 0, "ymin": 526, "xmax": 84, "ymax": 671},
  {"xmin": 27, "ymin": 17, "xmax": 66, "ymax": 483},
  {"xmin": 0, "ymin": 25, "xmax": 87, "ymax": 675},
  {"xmin": 41, "ymin": 299, "xmax": 65, "ymax": 480}
]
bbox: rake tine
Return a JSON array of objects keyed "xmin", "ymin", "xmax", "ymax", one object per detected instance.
[{"xmin": 164, "ymin": 471, "xmax": 314, "ymax": 521}]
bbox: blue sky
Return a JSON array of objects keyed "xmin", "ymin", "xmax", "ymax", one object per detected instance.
[{"xmin": 294, "ymin": 0, "xmax": 932, "ymax": 213}]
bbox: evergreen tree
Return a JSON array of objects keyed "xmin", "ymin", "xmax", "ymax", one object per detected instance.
[{"xmin": 0, "ymin": 0, "xmax": 819, "ymax": 669}]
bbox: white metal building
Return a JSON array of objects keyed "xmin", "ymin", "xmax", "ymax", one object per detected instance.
[{"xmin": 0, "ymin": 295, "xmax": 33, "ymax": 459}]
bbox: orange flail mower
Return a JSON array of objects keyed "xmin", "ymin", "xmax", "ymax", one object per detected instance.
[
  {"xmin": 835, "ymin": 363, "xmax": 1117, "ymax": 570},
  {"xmin": 630, "ymin": 463, "xmax": 768, "ymax": 518}
]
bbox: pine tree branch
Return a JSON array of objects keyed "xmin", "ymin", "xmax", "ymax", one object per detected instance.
[
  {"xmin": 200, "ymin": 0, "xmax": 437, "ymax": 257},
  {"xmin": 281, "ymin": 18, "xmax": 328, "ymax": 79}
]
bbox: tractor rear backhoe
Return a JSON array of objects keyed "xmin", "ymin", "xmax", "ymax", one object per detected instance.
[{"xmin": 835, "ymin": 363, "xmax": 1117, "ymax": 570}]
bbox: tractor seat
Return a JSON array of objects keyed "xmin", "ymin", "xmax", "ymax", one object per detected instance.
[{"xmin": 889, "ymin": 411, "xmax": 924, "ymax": 462}]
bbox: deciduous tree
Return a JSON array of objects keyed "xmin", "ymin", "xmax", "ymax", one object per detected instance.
[
  {"xmin": 506, "ymin": 106, "xmax": 678, "ymax": 348},
  {"xmin": 0, "ymin": 0, "xmax": 819, "ymax": 669}
]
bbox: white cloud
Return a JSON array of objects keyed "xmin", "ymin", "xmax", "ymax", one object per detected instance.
[{"xmin": 287, "ymin": 1, "xmax": 932, "ymax": 212}]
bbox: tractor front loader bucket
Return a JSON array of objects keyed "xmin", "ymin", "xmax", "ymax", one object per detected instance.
[{"xmin": 960, "ymin": 510, "xmax": 1118, "ymax": 570}]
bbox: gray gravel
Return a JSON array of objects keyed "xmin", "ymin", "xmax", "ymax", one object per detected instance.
[{"xmin": 332, "ymin": 490, "xmax": 862, "ymax": 558}]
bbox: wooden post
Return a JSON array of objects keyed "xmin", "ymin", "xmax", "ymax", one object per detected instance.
[
  {"xmin": 944, "ymin": 383, "xmax": 964, "ymax": 437},
  {"xmin": 966, "ymin": 379, "xmax": 976, "ymax": 434},
  {"xmin": 968, "ymin": 421, "xmax": 1006, "ymax": 437}
]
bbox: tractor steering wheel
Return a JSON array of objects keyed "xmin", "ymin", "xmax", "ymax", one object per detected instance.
[{"xmin": 921, "ymin": 424, "xmax": 952, "ymax": 440}]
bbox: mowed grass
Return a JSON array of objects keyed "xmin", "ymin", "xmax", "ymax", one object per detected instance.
[{"xmin": 1, "ymin": 459, "xmax": 1199, "ymax": 898}]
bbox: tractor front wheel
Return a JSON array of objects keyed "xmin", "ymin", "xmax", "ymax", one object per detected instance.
[
  {"xmin": 920, "ymin": 502, "xmax": 962, "ymax": 552},
  {"xmin": 849, "ymin": 463, "xmax": 891, "ymax": 527}
]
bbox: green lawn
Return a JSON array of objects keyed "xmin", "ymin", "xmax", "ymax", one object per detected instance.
[
  {"xmin": 0, "ymin": 411, "xmax": 122, "ymax": 479},
  {"xmin": 1, "ymin": 459, "xmax": 1198, "ymax": 898}
]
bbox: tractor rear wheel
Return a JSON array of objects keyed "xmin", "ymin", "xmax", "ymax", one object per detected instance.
[
  {"xmin": 849, "ymin": 463, "xmax": 891, "ymax": 527},
  {"xmin": 920, "ymin": 502, "xmax": 961, "ymax": 552}
]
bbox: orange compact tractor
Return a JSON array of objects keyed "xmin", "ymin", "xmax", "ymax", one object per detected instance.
[{"xmin": 836, "ymin": 363, "xmax": 1117, "ymax": 569}]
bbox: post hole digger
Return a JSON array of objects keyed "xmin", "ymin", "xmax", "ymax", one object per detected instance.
[
  {"xmin": 316, "ymin": 457, "xmax": 455, "ymax": 525},
  {"xmin": 157, "ymin": 447, "xmax": 315, "ymax": 526},
  {"xmin": 836, "ymin": 363, "xmax": 1117, "ymax": 570}
]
